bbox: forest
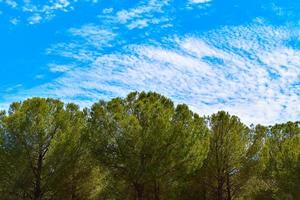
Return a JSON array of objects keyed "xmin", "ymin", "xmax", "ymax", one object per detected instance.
[{"xmin": 0, "ymin": 91, "xmax": 299, "ymax": 200}]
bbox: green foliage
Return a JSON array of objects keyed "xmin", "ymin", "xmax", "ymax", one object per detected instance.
[
  {"xmin": 180, "ymin": 111, "xmax": 267, "ymax": 200},
  {"xmin": 0, "ymin": 98, "xmax": 102, "ymax": 200},
  {"xmin": 0, "ymin": 92, "xmax": 299, "ymax": 200},
  {"xmin": 258, "ymin": 122, "xmax": 300, "ymax": 200},
  {"xmin": 88, "ymin": 92, "xmax": 209, "ymax": 199}
]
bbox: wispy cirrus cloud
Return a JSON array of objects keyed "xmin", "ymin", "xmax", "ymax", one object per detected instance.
[
  {"xmin": 187, "ymin": 0, "xmax": 212, "ymax": 9},
  {"xmin": 48, "ymin": 64, "xmax": 72, "ymax": 73},
  {"xmin": 46, "ymin": 24, "xmax": 117, "ymax": 63},
  {"xmin": 99, "ymin": 0, "xmax": 172, "ymax": 30},
  {"xmin": 189, "ymin": 0, "xmax": 211, "ymax": 4},
  {"xmin": 0, "ymin": 0, "xmax": 99, "ymax": 24},
  {"xmin": 0, "ymin": 0, "xmax": 17, "ymax": 8},
  {"xmin": 68, "ymin": 25, "xmax": 117, "ymax": 48},
  {"xmin": 1, "ymin": 0, "xmax": 300, "ymax": 126},
  {"xmin": 9, "ymin": 17, "xmax": 19, "ymax": 24},
  {"xmin": 6, "ymin": 23, "xmax": 299, "ymax": 125},
  {"xmin": 27, "ymin": 14, "xmax": 42, "ymax": 24}
]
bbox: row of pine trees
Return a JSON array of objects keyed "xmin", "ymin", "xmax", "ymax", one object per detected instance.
[{"xmin": 0, "ymin": 92, "xmax": 299, "ymax": 200}]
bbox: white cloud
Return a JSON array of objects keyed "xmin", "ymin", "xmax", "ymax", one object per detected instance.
[
  {"xmin": 100, "ymin": 0, "xmax": 171, "ymax": 30},
  {"xmin": 22, "ymin": 0, "xmax": 71, "ymax": 13},
  {"xmin": 9, "ymin": 17, "xmax": 19, "ymax": 25},
  {"xmin": 0, "ymin": 0, "xmax": 299, "ymax": 126},
  {"xmin": 49, "ymin": 64, "xmax": 72, "ymax": 73},
  {"xmin": 187, "ymin": 0, "xmax": 212, "ymax": 9},
  {"xmin": 190, "ymin": 0, "xmax": 211, "ymax": 4},
  {"xmin": 102, "ymin": 8, "xmax": 113, "ymax": 14},
  {"xmin": 27, "ymin": 14, "xmax": 42, "ymax": 24},
  {"xmin": 0, "ymin": 102, "xmax": 11, "ymax": 111},
  {"xmin": 35, "ymin": 74, "xmax": 44, "ymax": 79},
  {"xmin": 46, "ymin": 24, "xmax": 116, "ymax": 62},
  {"xmin": 23, "ymin": 0, "xmax": 72, "ymax": 24},
  {"xmin": 127, "ymin": 19, "xmax": 149, "ymax": 29},
  {"xmin": 1, "ymin": 0, "xmax": 170, "ymax": 26},
  {"xmin": 5, "ymin": 84, "xmax": 22, "ymax": 92},
  {"xmin": 68, "ymin": 24, "xmax": 117, "ymax": 47},
  {"xmin": 0, "ymin": 0, "xmax": 17, "ymax": 8},
  {"xmin": 1, "ymin": 0, "xmax": 100, "ymax": 24},
  {"xmin": 12, "ymin": 23, "xmax": 299, "ymax": 125},
  {"xmin": 2, "ymin": 21, "xmax": 300, "ymax": 125},
  {"xmin": 116, "ymin": 0, "xmax": 167, "ymax": 22}
]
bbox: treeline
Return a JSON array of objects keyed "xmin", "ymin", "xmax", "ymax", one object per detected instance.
[{"xmin": 0, "ymin": 92, "xmax": 299, "ymax": 200}]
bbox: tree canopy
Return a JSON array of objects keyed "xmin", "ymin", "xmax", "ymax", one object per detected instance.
[{"xmin": 0, "ymin": 92, "xmax": 299, "ymax": 200}]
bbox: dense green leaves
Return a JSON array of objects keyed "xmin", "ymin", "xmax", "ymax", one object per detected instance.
[
  {"xmin": 187, "ymin": 111, "xmax": 267, "ymax": 200},
  {"xmin": 0, "ymin": 98, "xmax": 99, "ymax": 200},
  {"xmin": 88, "ymin": 92, "xmax": 209, "ymax": 199},
  {"xmin": 0, "ymin": 92, "xmax": 299, "ymax": 200},
  {"xmin": 257, "ymin": 122, "xmax": 300, "ymax": 200}
]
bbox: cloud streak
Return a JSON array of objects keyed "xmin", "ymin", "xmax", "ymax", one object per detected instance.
[
  {"xmin": 0, "ymin": 0, "xmax": 99, "ymax": 24},
  {"xmin": 99, "ymin": 0, "xmax": 172, "ymax": 30},
  {"xmin": 6, "ymin": 23, "xmax": 299, "ymax": 125},
  {"xmin": 1, "ymin": 0, "xmax": 299, "ymax": 126},
  {"xmin": 190, "ymin": 0, "xmax": 211, "ymax": 4}
]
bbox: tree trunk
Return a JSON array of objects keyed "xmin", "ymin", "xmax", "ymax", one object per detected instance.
[
  {"xmin": 154, "ymin": 180, "xmax": 160, "ymax": 200},
  {"xmin": 217, "ymin": 177, "xmax": 224, "ymax": 200},
  {"xmin": 226, "ymin": 173, "xmax": 231, "ymax": 200},
  {"xmin": 33, "ymin": 154, "xmax": 43, "ymax": 200},
  {"xmin": 203, "ymin": 180, "xmax": 207, "ymax": 200},
  {"xmin": 71, "ymin": 174, "xmax": 77, "ymax": 200},
  {"xmin": 134, "ymin": 183, "xmax": 144, "ymax": 200}
]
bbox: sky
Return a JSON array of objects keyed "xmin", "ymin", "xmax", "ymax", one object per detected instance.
[{"xmin": 0, "ymin": 0, "xmax": 299, "ymax": 125}]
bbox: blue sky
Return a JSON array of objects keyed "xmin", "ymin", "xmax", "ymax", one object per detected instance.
[{"xmin": 0, "ymin": 0, "xmax": 299, "ymax": 125}]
